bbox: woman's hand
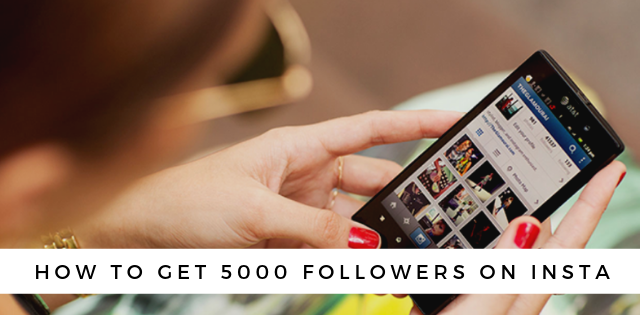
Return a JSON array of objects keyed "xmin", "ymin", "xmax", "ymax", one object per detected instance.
[
  {"xmin": 76, "ymin": 110, "xmax": 463, "ymax": 249},
  {"xmin": 409, "ymin": 160, "xmax": 626, "ymax": 315}
]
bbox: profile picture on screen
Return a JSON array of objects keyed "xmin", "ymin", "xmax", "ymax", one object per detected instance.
[{"xmin": 495, "ymin": 92, "xmax": 523, "ymax": 120}]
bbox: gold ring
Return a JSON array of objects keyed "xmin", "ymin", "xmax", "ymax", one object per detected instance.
[{"xmin": 327, "ymin": 156, "xmax": 344, "ymax": 209}]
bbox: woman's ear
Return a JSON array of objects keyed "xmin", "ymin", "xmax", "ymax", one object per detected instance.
[{"xmin": 0, "ymin": 144, "xmax": 73, "ymax": 238}]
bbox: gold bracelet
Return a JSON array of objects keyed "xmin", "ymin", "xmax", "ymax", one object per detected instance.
[
  {"xmin": 41, "ymin": 228, "xmax": 80, "ymax": 249},
  {"xmin": 41, "ymin": 230, "xmax": 95, "ymax": 298}
]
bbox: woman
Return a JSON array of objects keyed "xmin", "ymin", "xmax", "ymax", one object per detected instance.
[{"xmin": 0, "ymin": 1, "xmax": 626, "ymax": 314}]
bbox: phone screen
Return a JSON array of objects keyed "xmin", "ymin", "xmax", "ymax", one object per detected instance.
[{"xmin": 374, "ymin": 75, "xmax": 596, "ymax": 249}]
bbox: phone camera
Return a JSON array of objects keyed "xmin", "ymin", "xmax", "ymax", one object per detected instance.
[
  {"xmin": 561, "ymin": 96, "xmax": 569, "ymax": 105},
  {"xmin": 584, "ymin": 125, "xmax": 590, "ymax": 132}
]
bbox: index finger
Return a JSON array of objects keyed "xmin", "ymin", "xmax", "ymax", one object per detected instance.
[
  {"xmin": 309, "ymin": 110, "xmax": 464, "ymax": 156},
  {"xmin": 545, "ymin": 160, "xmax": 626, "ymax": 249}
]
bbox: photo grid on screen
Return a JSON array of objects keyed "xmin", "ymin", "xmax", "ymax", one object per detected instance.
[
  {"xmin": 387, "ymin": 90, "xmax": 534, "ymax": 249},
  {"xmin": 392, "ymin": 133, "xmax": 514, "ymax": 249}
]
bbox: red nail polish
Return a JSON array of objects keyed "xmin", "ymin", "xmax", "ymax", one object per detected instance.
[
  {"xmin": 514, "ymin": 222, "xmax": 540, "ymax": 249},
  {"xmin": 617, "ymin": 172, "xmax": 626, "ymax": 187},
  {"xmin": 348, "ymin": 227, "xmax": 380, "ymax": 249}
]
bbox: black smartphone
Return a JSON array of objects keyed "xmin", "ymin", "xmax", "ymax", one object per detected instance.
[{"xmin": 351, "ymin": 50, "xmax": 624, "ymax": 315}]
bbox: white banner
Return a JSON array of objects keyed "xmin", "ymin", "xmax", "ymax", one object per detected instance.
[{"xmin": 0, "ymin": 249, "xmax": 636, "ymax": 294}]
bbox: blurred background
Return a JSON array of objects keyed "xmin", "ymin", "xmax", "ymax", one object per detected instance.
[
  {"xmin": 201, "ymin": 0, "xmax": 640, "ymax": 159},
  {"xmin": 53, "ymin": 1, "xmax": 640, "ymax": 315}
]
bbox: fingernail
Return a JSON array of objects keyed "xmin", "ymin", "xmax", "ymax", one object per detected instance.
[
  {"xmin": 348, "ymin": 227, "xmax": 380, "ymax": 249},
  {"xmin": 617, "ymin": 172, "xmax": 626, "ymax": 187},
  {"xmin": 514, "ymin": 222, "xmax": 540, "ymax": 249}
]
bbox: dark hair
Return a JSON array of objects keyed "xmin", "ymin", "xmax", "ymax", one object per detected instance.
[{"xmin": 0, "ymin": 1, "xmax": 243, "ymax": 157}]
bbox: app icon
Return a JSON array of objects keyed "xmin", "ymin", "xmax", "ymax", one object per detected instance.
[{"xmin": 410, "ymin": 228, "xmax": 432, "ymax": 248}]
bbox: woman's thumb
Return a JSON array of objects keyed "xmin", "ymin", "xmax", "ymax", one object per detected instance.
[
  {"xmin": 494, "ymin": 216, "xmax": 541, "ymax": 249},
  {"xmin": 259, "ymin": 194, "xmax": 380, "ymax": 248}
]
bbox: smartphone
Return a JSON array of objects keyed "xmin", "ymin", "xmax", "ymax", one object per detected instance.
[{"xmin": 351, "ymin": 50, "xmax": 624, "ymax": 315}]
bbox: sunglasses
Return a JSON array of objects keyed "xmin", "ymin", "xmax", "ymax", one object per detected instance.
[{"xmin": 157, "ymin": 0, "xmax": 312, "ymax": 129}]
